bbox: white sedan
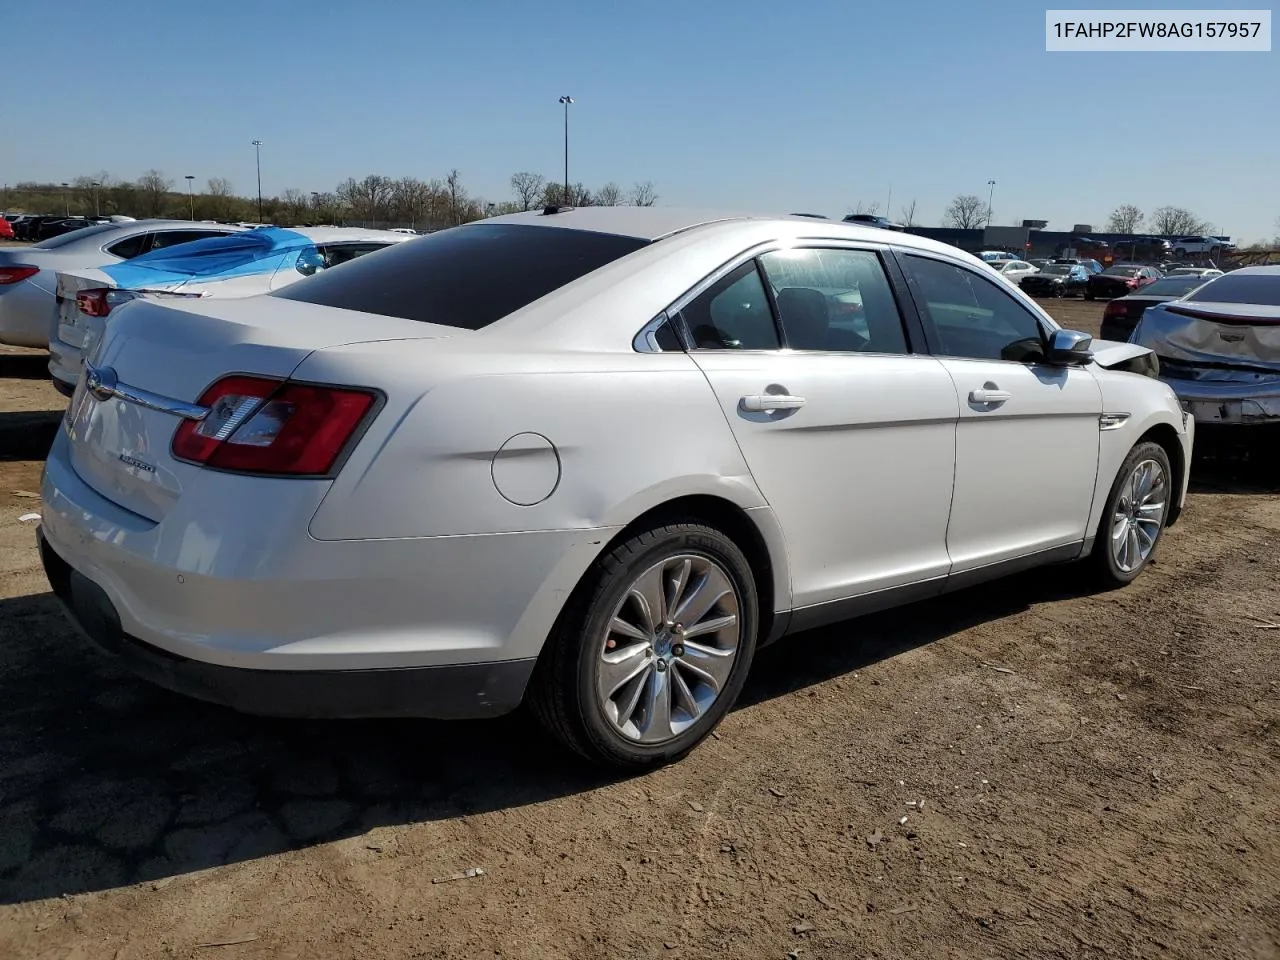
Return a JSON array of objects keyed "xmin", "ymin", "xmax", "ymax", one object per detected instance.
[
  {"xmin": 39, "ymin": 208, "xmax": 1194, "ymax": 767},
  {"xmin": 47, "ymin": 226, "xmax": 412, "ymax": 396},
  {"xmin": 0, "ymin": 219, "xmax": 245, "ymax": 348},
  {"xmin": 987, "ymin": 259, "xmax": 1039, "ymax": 286}
]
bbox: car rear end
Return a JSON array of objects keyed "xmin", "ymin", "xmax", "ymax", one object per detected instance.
[
  {"xmin": 1088, "ymin": 271, "xmax": 1140, "ymax": 300},
  {"xmin": 1131, "ymin": 270, "xmax": 1280, "ymax": 426}
]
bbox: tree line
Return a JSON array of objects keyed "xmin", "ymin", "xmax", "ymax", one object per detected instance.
[
  {"xmin": 936, "ymin": 193, "xmax": 1224, "ymax": 237},
  {"xmin": 1, "ymin": 170, "xmax": 659, "ymax": 229}
]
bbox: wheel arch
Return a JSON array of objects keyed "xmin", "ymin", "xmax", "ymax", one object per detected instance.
[
  {"xmin": 1137, "ymin": 421, "xmax": 1186, "ymax": 526},
  {"xmin": 594, "ymin": 494, "xmax": 791, "ymax": 648}
]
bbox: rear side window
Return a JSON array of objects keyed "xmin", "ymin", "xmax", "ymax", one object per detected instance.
[
  {"xmin": 1188, "ymin": 273, "xmax": 1280, "ymax": 307},
  {"xmin": 148, "ymin": 229, "xmax": 231, "ymax": 252},
  {"xmin": 106, "ymin": 232, "xmax": 150, "ymax": 259},
  {"xmin": 274, "ymin": 224, "xmax": 648, "ymax": 330}
]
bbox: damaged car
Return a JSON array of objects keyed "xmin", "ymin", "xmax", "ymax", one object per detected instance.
[{"xmin": 1130, "ymin": 266, "xmax": 1280, "ymax": 427}]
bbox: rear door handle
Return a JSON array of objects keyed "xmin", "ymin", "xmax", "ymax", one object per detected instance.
[
  {"xmin": 969, "ymin": 387, "xmax": 1011, "ymax": 404},
  {"xmin": 740, "ymin": 394, "xmax": 806, "ymax": 412}
]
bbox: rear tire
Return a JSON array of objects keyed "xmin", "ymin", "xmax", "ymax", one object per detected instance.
[
  {"xmin": 1090, "ymin": 441, "xmax": 1172, "ymax": 586},
  {"xmin": 528, "ymin": 522, "xmax": 759, "ymax": 769}
]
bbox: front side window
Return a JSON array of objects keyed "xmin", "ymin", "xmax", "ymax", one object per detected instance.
[
  {"xmin": 678, "ymin": 261, "xmax": 779, "ymax": 350},
  {"xmin": 904, "ymin": 255, "xmax": 1047, "ymax": 363},
  {"xmin": 758, "ymin": 248, "xmax": 909, "ymax": 354}
]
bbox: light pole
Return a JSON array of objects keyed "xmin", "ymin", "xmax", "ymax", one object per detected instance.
[
  {"xmin": 60, "ymin": 182, "xmax": 70, "ymax": 216},
  {"xmin": 986, "ymin": 179, "xmax": 996, "ymax": 228},
  {"xmin": 185, "ymin": 175, "xmax": 196, "ymax": 220},
  {"xmin": 251, "ymin": 139, "xmax": 263, "ymax": 221},
  {"xmin": 557, "ymin": 96, "xmax": 573, "ymax": 205},
  {"xmin": 91, "ymin": 180, "xmax": 101, "ymax": 217}
]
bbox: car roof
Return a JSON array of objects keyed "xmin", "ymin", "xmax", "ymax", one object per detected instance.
[
  {"xmin": 1225, "ymin": 265, "xmax": 1280, "ymax": 277},
  {"xmin": 480, "ymin": 206, "xmax": 989, "ymax": 260},
  {"xmin": 289, "ymin": 226, "xmax": 414, "ymax": 244}
]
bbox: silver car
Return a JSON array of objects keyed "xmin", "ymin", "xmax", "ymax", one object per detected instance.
[{"xmin": 0, "ymin": 220, "xmax": 244, "ymax": 348}]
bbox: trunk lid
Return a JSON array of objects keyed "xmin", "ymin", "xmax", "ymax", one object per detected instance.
[
  {"xmin": 64, "ymin": 295, "xmax": 455, "ymax": 522},
  {"xmin": 54, "ymin": 268, "xmax": 117, "ymax": 353},
  {"xmin": 1132, "ymin": 302, "xmax": 1280, "ymax": 374}
]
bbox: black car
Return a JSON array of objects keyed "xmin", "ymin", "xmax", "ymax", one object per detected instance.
[
  {"xmin": 841, "ymin": 213, "xmax": 905, "ymax": 231},
  {"xmin": 1085, "ymin": 264, "xmax": 1162, "ymax": 300},
  {"xmin": 14, "ymin": 215, "xmax": 55, "ymax": 241},
  {"xmin": 1099, "ymin": 274, "xmax": 1212, "ymax": 342},
  {"xmin": 1019, "ymin": 263, "xmax": 1090, "ymax": 298},
  {"xmin": 1111, "ymin": 236, "xmax": 1171, "ymax": 262},
  {"xmin": 35, "ymin": 217, "xmax": 93, "ymax": 240}
]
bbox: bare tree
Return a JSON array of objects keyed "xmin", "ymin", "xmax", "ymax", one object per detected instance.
[
  {"xmin": 629, "ymin": 181, "xmax": 657, "ymax": 207},
  {"xmin": 392, "ymin": 177, "xmax": 434, "ymax": 228},
  {"xmin": 944, "ymin": 194, "xmax": 987, "ymax": 229},
  {"xmin": 1149, "ymin": 206, "xmax": 1207, "ymax": 236},
  {"xmin": 337, "ymin": 174, "xmax": 395, "ymax": 225},
  {"xmin": 848, "ymin": 200, "xmax": 880, "ymax": 216},
  {"xmin": 595, "ymin": 182, "xmax": 623, "ymax": 206},
  {"xmin": 138, "ymin": 169, "xmax": 172, "ymax": 217},
  {"xmin": 510, "ymin": 172, "xmax": 546, "ymax": 211},
  {"xmin": 205, "ymin": 178, "xmax": 235, "ymax": 219},
  {"xmin": 445, "ymin": 169, "xmax": 468, "ymax": 225},
  {"xmin": 1106, "ymin": 204, "xmax": 1144, "ymax": 233},
  {"xmin": 280, "ymin": 189, "xmax": 308, "ymax": 224},
  {"xmin": 899, "ymin": 199, "xmax": 918, "ymax": 228}
]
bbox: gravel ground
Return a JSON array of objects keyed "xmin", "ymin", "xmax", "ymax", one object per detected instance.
[{"xmin": 0, "ymin": 298, "xmax": 1277, "ymax": 960}]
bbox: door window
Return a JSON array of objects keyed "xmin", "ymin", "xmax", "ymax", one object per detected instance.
[
  {"xmin": 678, "ymin": 261, "xmax": 780, "ymax": 350},
  {"xmin": 904, "ymin": 255, "xmax": 1048, "ymax": 364},
  {"xmin": 105, "ymin": 232, "xmax": 150, "ymax": 259},
  {"xmin": 758, "ymin": 248, "xmax": 909, "ymax": 354}
]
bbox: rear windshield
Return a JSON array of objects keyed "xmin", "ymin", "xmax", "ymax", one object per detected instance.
[
  {"xmin": 1041, "ymin": 265, "xmax": 1072, "ymax": 275},
  {"xmin": 1188, "ymin": 273, "xmax": 1280, "ymax": 307},
  {"xmin": 1141, "ymin": 277, "xmax": 1206, "ymax": 297},
  {"xmin": 1102, "ymin": 266, "xmax": 1139, "ymax": 276},
  {"xmin": 273, "ymin": 223, "xmax": 649, "ymax": 329},
  {"xmin": 33, "ymin": 223, "xmax": 120, "ymax": 249}
]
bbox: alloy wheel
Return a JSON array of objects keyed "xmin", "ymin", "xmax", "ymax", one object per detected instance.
[{"xmin": 1111, "ymin": 458, "xmax": 1167, "ymax": 573}]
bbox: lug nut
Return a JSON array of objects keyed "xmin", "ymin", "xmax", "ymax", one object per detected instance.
[
  {"xmin": 672, "ymin": 644, "xmax": 685, "ymax": 657},
  {"xmin": 655, "ymin": 660, "xmax": 667, "ymax": 672}
]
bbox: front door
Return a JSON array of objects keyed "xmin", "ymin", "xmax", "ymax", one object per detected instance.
[
  {"xmin": 680, "ymin": 247, "xmax": 960, "ymax": 610},
  {"xmin": 898, "ymin": 253, "xmax": 1103, "ymax": 573}
]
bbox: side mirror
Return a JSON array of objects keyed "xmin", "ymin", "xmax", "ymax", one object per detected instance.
[{"xmin": 1046, "ymin": 328, "xmax": 1093, "ymax": 365}]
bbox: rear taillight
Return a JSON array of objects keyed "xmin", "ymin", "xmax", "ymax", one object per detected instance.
[
  {"xmin": 1103, "ymin": 301, "xmax": 1128, "ymax": 318},
  {"xmin": 0, "ymin": 265, "xmax": 39, "ymax": 285},
  {"xmin": 76, "ymin": 288, "xmax": 141, "ymax": 317},
  {"xmin": 172, "ymin": 375, "xmax": 378, "ymax": 476},
  {"xmin": 76, "ymin": 289, "xmax": 111, "ymax": 317}
]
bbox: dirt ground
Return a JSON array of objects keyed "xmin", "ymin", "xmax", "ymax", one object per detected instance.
[{"xmin": 0, "ymin": 299, "xmax": 1277, "ymax": 960}]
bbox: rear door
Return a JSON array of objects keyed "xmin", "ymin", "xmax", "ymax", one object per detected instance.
[
  {"xmin": 898, "ymin": 252, "xmax": 1102, "ymax": 572},
  {"xmin": 683, "ymin": 245, "xmax": 960, "ymax": 611}
]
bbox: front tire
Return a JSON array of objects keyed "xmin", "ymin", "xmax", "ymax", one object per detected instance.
[
  {"xmin": 1090, "ymin": 441, "xmax": 1172, "ymax": 586},
  {"xmin": 528, "ymin": 522, "xmax": 759, "ymax": 769}
]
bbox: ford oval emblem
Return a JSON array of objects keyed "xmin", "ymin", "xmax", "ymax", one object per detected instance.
[{"xmin": 85, "ymin": 364, "xmax": 118, "ymax": 402}]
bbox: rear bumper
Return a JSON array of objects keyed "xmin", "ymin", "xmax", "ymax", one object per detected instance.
[
  {"xmin": 1162, "ymin": 375, "xmax": 1280, "ymax": 425},
  {"xmin": 0, "ymin": 277, "xmax": 54, "ymax": 348},
  {"xmin": 38, "ymin": 529, "xmax": 534, "ymax": 719},
  {"xmin": 47, "ymin": 329, "xmax": 83, "ymax": 395}
]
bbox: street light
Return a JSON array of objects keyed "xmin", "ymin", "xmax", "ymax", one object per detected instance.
[
  {"xmin": 557, "ymin": 96, "xmax": 574, "ymax": 205},
  {"xmin": 986, "ymin": 179, "xmax": 996, "ymax": 228},
  {"xmin": 185, "ymin": 175, "xmax": 196, "ymax": 220},
  {"xmin": 251, "ymin": 139, "xmax": 263, "ymax": 222},
  {"xmin": 60, "ymin": 182, "xmax": 70, "ymax": 216},
  {"xmin": 91, "ymin": 180, "xmax": 101, "ymax": 217}
]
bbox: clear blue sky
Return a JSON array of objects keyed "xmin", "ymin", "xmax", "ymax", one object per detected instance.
[{"xmin": 3, "ymin": 0, "xmax": 1277, "ymax": 240}]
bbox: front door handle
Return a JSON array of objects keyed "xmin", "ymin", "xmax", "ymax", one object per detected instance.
[
  {"xmin": 740, "ymin": 394, "xmax": 806, "ymax": 412},
  {"xmin": 969, "ymin": 387, "xmax": 1011, "ymax": 405}
]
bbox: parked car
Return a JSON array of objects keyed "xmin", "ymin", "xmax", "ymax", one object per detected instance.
[
  {"xmin": 0, "ymin": 217, "xmax": 12, "ymax": 240},
  {"xmin": 1165, "ymin": 267, "xmax": 1224, "ymax": 279},
  {"xmin": 977, "ymin": 250, "xmax": 1018, "ymax": 262},
  {"xmin": 1172, "ymin": 236, "xmax": 1235, "ymax": 256},
  {"xmin": 1086, "ymin": 264, "xmax": 1162, "ymax": 300},
  {"xmin": 37, "ymin": 217, "xmax": 95, "ymax": 241},
  {"xmin": 1100, "ymin": 274, "xmax": 1213, "ymax": 342},
  {"xmin": 0, "ymin": 220, "xmax": 245, "ymax": 348},
  {"xmin": 1053, "ymin": 257, "xmax": 1104, "ymax": 274},
  {"xmin": 1111, "ymin": 237, "xmax": 1172, "ymax": 262},
  {"xmin": 1027, "ymin": 258, "xmax": 1054, "ymax": 270},
  {"xmin": 842, "ymin": 213, "xmax": 904, "ymax": 231},
  {"xmin": 15, "ymin": 215, "xmax": 59, "ymax": 241},
  {"xmin": 1019, "ymin": 262, "xmax": 1090, "ymax": 298},
  {"xmin": 48, "ymin": 227, "xmax": 413, "ymax": 395},
  {"xmin": 36, "ymin": 207, "xmax": 1192, "ymax": 767},
  {"xmin": 1130, "ymin": 266, "xmax": 1279, "ymax": 427},
  {"xmin": 987, "ymin": 259, "xmax": 1039, "ymax": 286}
]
